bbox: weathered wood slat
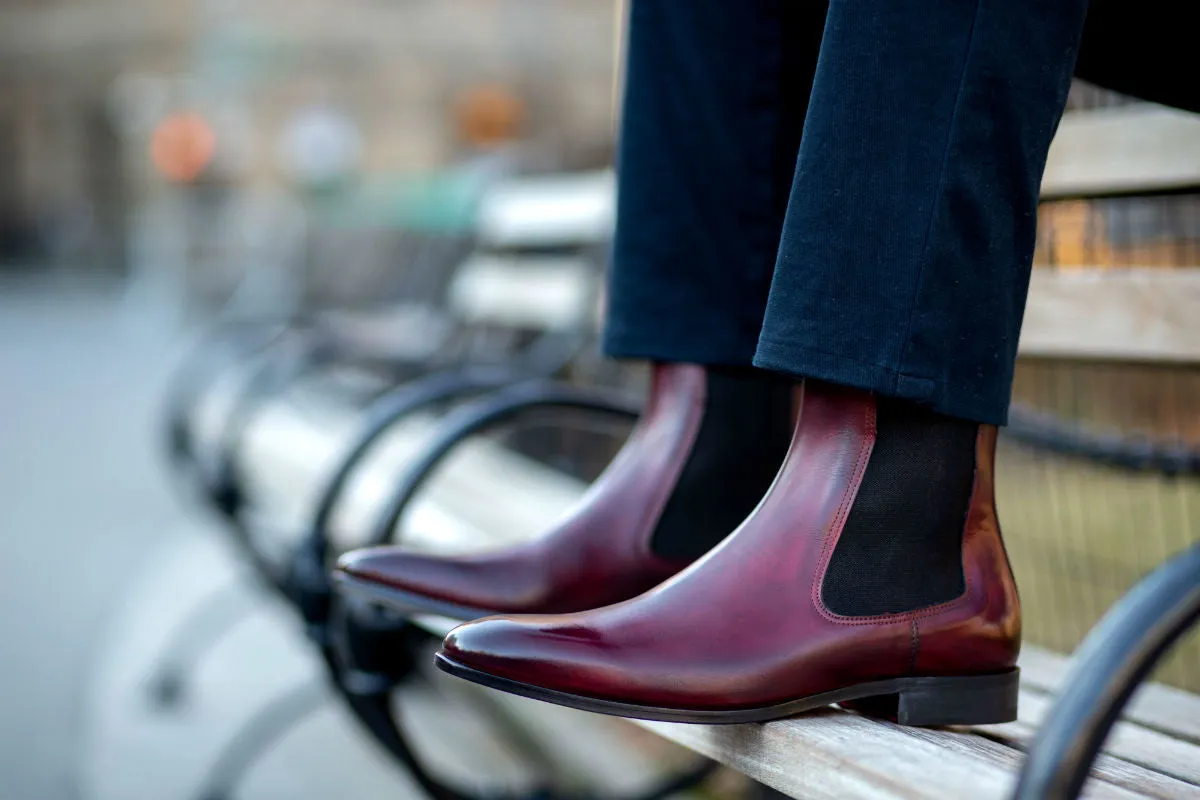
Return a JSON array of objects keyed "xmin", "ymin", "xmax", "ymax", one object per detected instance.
[
  {"xmin": 1018, "ymin": 268, "xmax": 1200, "ymax": 363},
  {"xmin": 1042, "ymin": 105, "xmax": 1200, "ymax": 199},
  {"xmin": 891, "ymin": 718, "xmax": 1198, "ymax": 800},
  {"xmin": 448, "ymin": 255, "xmax": 597, "ymax": 331},
  {"xmin": 1018, "ymin": 647, "xmax": 1200, "ymax": 746},
  {"xmin": 475, "ymin": 171, "xmax": 615, "ymax": 248},
  {"xmin": 981, "ymin": 690, "xmax": 1200, "ymax": 794},
  {"xmin": 641, "ymin": 711, "xmax": 1150, "ymax": 800}
]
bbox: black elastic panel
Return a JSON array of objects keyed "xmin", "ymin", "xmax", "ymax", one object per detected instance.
[
  {"xmin": 650, "ymin": 366, "xmax": 794, "ymax": 561},
  {"xmin": 822, "ymin": 397, "xmax": 977, "ymax": 616}
]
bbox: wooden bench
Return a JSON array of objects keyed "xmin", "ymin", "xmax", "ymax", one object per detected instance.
[
  {"xmin": 217, "ymin": 379, "xmax": 1200, "ymax": 800},
  {"xmin": 166, "ymin": 169, "xmax": 610, "ymax": 531},
  {"xmin": 189, "ymin": 103, "xmax": 1200, "ymax": 800}
]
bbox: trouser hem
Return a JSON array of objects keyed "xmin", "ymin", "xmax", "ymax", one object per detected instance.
[
  {"xmin": 752, "ymin": 337, "xmax": 1007, "ymax": 424},
  {"xmin": 602, "ymin": 328, "xmax": 760, "ymax": 370}
]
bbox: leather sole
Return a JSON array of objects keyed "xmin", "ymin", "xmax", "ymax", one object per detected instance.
[
  {"xmin": 435, "ymin": 653, "xmax": 1020, "ymax": 727},
  {"xmin": 333, "ymin": 572, "xmax": 494, "ymax": 623}
]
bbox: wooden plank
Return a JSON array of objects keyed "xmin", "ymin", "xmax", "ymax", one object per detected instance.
[
  {"xmin": 476, "ymin": 171, "xmax": 615, "ymax": 248},
  {"xmin": 1042, "ymin": 105, "xmax": 1200, "ymax": 199},
  {"xmin": 220, "ymin": 392, "xmax": 579, "ymax": 555},
  {"xmin": 1018, "ymin": 268, "xmax": 1200, "ymax": 362},
  {"xmin": 979, "ymin": 688, "xmax": 1200, "ymax": 794},
  {"xmin": 646, "ymin": 686, "xmax": 1200, "ymax": 800},
  {"xmin": 448, "ymin": 255, "xmax": 597, "ymax": 331},
  {"xmin": 904, "ymin": 713, "xmax": 1198, "ymax": 800},
  {"xmin": 641, "ymin": 709, "xmax": 1148, "ymax": 800},
  {"xmin": 320, "ymin": 305, "xmax": 455, "ymax": 361},
  {"xmin": 1019, "ymin": 647, "xmax": 1200, "ymax": 746}
]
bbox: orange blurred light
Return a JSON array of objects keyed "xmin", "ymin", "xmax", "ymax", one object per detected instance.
[
  {"xmin": 454, "ymin": 85, "xmax": 525, "ymax": 148},
  {"xmin": 150, "ymin": 112, "xmax": 217, "ymax": 183}
]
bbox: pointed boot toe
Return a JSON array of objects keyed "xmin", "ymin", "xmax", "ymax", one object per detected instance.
[
  {"xmin": 437, "ymin": 610, "xmax": 697, "ymax": 713},
  {"xmin": 440, "ymin": 616, "xmax": 555, "ymax": 677},
  {"xmin": 335, "ymin": 547, "xmax": 516, "ymax": 620},
  {"xmin": 334, "ymin": 363, "xmax": 707, "ymax": 621}
]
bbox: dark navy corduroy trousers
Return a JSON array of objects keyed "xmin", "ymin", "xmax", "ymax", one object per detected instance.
[{"xmin": 602, "ymin": 0, "xmax": 1190, "ymax": 425}]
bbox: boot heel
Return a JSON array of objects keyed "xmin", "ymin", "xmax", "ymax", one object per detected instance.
[{"xmin": 847, "ymin": 670, "xmax": 1020, "ymax": 727}]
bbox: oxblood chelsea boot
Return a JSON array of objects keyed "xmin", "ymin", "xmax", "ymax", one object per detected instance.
[
  {"xmin": 335, "ymin": 362, "xmax": 792, "ymax": 621},
  {"xmin": 435, "ymin": 381, "xmax": 1021, "ymax": 727}
]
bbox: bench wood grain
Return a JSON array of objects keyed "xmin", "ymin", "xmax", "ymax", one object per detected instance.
[
  {"xmin": 1042, "ymin": 105, "xmax": 1200, "ymax": 200},
  {"xmin": 1019, "ymin": 269, "xmax": 1200, "ymax": 363}
]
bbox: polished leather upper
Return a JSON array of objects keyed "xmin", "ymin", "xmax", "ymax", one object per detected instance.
[
  {"xmin": 441, "ymin": 382, "xmax": 1021, "ymax": 710},
  {"xmin": 336, "ymin": 362, "xmax": 706, "ymax": 615}
]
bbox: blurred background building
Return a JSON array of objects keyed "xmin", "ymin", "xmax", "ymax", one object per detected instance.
[
  {"xmin": 0, "ymin": 4, "xmax": 625, "ymax": 797},
  {"xmin": 0, "ymin": 0, "xmax": 618, "ymax": 301}
]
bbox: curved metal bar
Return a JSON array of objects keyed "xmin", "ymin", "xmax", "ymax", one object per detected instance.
[
  {"xmin": 145, "ymin": 579, "xmax": 259, "ymax": 710},
  {"xmin": 1005, "ymin": 403, "xmax": 1200, "ymax": 476},
  {"xmin": 327, "ymin": 608, "xmax": 716, "ymax": 800},
  {"xmin": 146, "ymin": 365, "xmax": 514, "ymax": 720},
  {"xmin": 223, "ymin": 366, "xmax": 526, "ymax": 628},
  {"xmin": 163, "ymin": 320, "xmax": 290, "ymax": 475},
  {"xmin": 340, "ymin": 679, "xmax": 715, "ymax": 800},
  {"xmin": 327, "ymin": 648, "xmax": 475, "ymax": 800},
  {"xmin": 366, "ymin": 381, "xmax": 641, "ymax": 547},
  {"xmin": 1012, "ymin": 543, "xmax": 1200, "ymax": 800},
  {"xmin": 225, "ymin": 517, "xmax": 293, "ymax": 598},
  {"xmin": 200, "ymin": 330, "xmax": 334, "ymax": 520},
  {"xmin": 139, "ymin": 525, "xmax": 294, "ymax": 718},
  {"xmin": 304, "ymin": 365, "xmax": 528, "ymax": 563},
  {"xmin": 203, "ymin": 338, "xmax": 544, "ymax": 530},
  {"xmin": 190, "ymin": 679, "xmax": 328, "ymax": 800}
]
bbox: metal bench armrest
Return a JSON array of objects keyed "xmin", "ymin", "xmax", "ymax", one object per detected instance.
[
  {"xmin": 366, "ymin": 381, "xmax": 641, "ymax": 548},
  {"xmin": 1014, "ymin": 543, "xmax": 1200, "ymax": 800}
]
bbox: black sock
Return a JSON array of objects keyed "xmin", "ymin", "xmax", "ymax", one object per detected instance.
[
  {"xmin": 822, "ymin": 396, "xmax": 978, "ymax": 617},
  {"xmin": 650, "ymin": 366, "xmax": 795, "ymax": 561}
]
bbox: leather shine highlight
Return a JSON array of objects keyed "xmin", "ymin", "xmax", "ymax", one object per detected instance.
[
  {"xmin": 440, "ymin": 381, "xmax": 1021, "ymax": 712},
  {"xmin": 335, "ymin": 362, "xmax": 706, "ymax": 616}
]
